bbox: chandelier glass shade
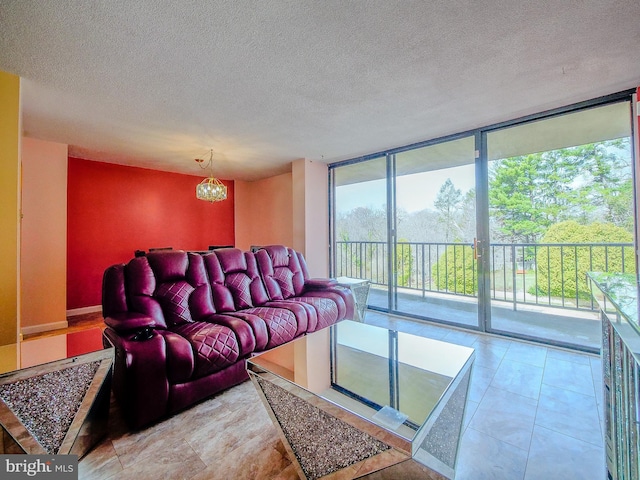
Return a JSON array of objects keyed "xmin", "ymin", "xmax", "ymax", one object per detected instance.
[
  {"xmin": 195, "ymin": 149, "xmax": 227, "ymax": 203},
  {"xmin": 196, "ymin": 176, "xmax": 227, "ymax": 202}
]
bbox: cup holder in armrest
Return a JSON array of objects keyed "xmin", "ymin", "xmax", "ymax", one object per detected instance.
[{"xmin": 131, "ymin": 327, "xmax": 155, "ymax": 341}]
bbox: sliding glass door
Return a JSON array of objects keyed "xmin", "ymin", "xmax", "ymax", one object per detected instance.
[
  {"xmin": 332, "ymin": 137, "xmax": 478, "ymax": 329},
  {"xmin": 485, "ymin": 101, "xmax": 634, "ymax": 350},
  {"xmin": 393, "ymin": 136, "xmax": 478, "ymax": 327}
]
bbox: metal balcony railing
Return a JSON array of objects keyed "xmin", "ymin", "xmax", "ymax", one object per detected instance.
[{"xmin": 335, "ymin": 241, "xmax": 635, "ymax": 312}]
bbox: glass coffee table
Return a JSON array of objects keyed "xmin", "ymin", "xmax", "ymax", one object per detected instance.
[
  {"xmin": 0, "ymin": 327, "xmax": 112, "ymax": 458},
  {"xmin": 247, "ymin": 320, "xmax": 474, "ymax": 479}
]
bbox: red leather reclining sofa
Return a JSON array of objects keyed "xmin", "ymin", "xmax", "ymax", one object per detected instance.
[{"xmin": 102, "ymin": 245, "xmax": 355, "ymax": 428}]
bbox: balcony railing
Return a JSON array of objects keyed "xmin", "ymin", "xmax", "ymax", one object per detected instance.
[{"xmin": 335, "ymin": 241, "xmax": 635, "ymax": 312}]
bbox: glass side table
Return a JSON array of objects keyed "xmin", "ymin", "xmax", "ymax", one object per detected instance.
[{"xmin": 336, "ymin": 277, "xmax": 371, "ymax": 322}]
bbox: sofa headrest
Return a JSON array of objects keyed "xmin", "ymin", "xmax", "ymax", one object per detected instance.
[
  {"xmin": 262, "ymin": 245, "xmax": 290, "ymax": 267},
  {"xmin": 146, "ymin": 251, "xmax": 189, "ymax": 283},
  {"xmin": 215, "ymin": 248, "xmax": 248, "ymax": 273}
]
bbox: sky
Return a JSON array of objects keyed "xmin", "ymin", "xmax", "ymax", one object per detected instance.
[{"xmin": 336, "ymin": 164, "xmax": 476, "ymax": 214}]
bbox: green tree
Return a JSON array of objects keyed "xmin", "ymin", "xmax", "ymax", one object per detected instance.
[
  {"xmin": 489, "ymin": 139, "xmax": 633, "ymax": 243},
  {"xmin": 489, "ymin": 151, "xmax": 578, "ymax": 242},
  {"xmin": 336, "ymin": 206, "xmax": 387, "ymax": 281},
  {"xmin": 575, "ymin": 140, "xmax": 633, "ymax": 230},
  {"xmin": 535, "ymin": 220, "xmax": 634, "ymax": 302},
  {"xmin": 434, "ymin": 178, "xmax": 462, "ymax": 242}
]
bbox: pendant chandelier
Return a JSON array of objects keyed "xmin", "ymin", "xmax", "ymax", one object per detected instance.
[{"xmin": 195, "ymin": 149, "xmax": 227, "ymax": 203}]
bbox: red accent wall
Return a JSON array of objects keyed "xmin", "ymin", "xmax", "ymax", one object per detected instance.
[
  {"xmin": 67, "ymin": 157, "xmax": 234, "ymax": 309},
  {"xmin": 66, "ymin": 328, "xmax": 104, "ymax": 357}
]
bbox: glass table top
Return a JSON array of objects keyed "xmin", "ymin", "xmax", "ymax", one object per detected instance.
[
  {"xmin": 0, "ymin": 327, "xmax": 105, "ymax": 375},
  {"xmin": 587, "ymin": 271, "xmax": 640, "ymax": 361},
  {"xmin": 587, "ymin": 272, "xmax": 638, "ymax": 327},
  {"xmin": 248, "ymin": 320, "xmax": 474, "ymax": 440}
]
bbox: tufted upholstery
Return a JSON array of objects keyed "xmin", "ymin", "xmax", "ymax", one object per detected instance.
[
  {"xmin": 155, "ymin": 281, "xmax": 194, "ymax": 326},
  {"xmin": 256, "ymin": 245, "xmax": 356, "ymax": 330},
  {"xmin": 232, "ymin": 307, "xmax": 300, "ymax": 349},
  {"xmin": 290, "ymin": 297, "xmax": 338, "ymax": 331},
  {"xmin": 171, "ymin": 322, "xmax": 240, "ymax": 378},
  {"xmin": 256, "ymin": 245, "xmax": 305, "ymax": 299},
  {"xmin": 210, "ymin": 248, "xmax": 313, "ymax": 348},
  {"xmin": 102, "ymin": 245, "xmax": 355, "ymax": 429}
]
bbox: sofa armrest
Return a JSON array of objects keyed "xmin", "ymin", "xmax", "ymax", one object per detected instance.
[
  {"xmin": 104, "ymin": 312, "xmax": 157, "ymax": 334},
  {"xmin": 304, "ymin": 278, "xmax": 338, "ymax": 290},
  {"xmin": 103, "ymin": 327, "xmax": 170, "ymax": 429}
]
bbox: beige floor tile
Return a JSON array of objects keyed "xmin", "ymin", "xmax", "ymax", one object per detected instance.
[
  {"xmin": 77, "ymin": 438, "xmax": 122, "ymax": 480},
  {"xmin": 105, "ymin": 450, "xmax": 206, "ymax": 480}
]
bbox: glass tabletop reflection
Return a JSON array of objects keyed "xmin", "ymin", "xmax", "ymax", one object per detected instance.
[{"xmin": 248, "ymin": 320, "xmax": 474, "ymax": 439}]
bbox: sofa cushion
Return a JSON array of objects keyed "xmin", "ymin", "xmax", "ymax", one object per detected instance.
[
  {"xmin": 185, "ymin": 253, "xmax": 218, "ymax": 320},
  {"xmin": 210, "ymin": 249, "xmax": 271, "ymax": 310},
  {"xmin": 171, "ymin": 322, "xmax": 240, "ymax": 379},
  {"xmin": 156, "ymin": 281, "xmax": 195, "ymax": 326},
  {"xmin": 234, "ymin": 307, "xmax": 300, "ymax": 350},
  {"xmin": 226, "ymin": 272, "xmax": 254, "ymax": 309},
  {"xmin": 288, "ymin": 297, "xmax": 338, "ymax": 331},
  {"xmin": 124, "ymin": 257, "xmax": 169, "ymax": 329},
  {"xmin": 157, "ymin": 330, "xmax": 195, "ymax": 384},
  {"xmin": 273, "ymin": 267, "xmax": 297, "ymax": 298}
]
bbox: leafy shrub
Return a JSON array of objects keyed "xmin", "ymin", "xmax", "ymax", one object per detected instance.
[
  {"xmin": 432, "ymin": 244, "xmax": 477, "ymax": 294},
  {"xmin": 396, "ymin": 242, "xmax": 413, "ymax": 287},
  {"xmin": 536, "ymin": 221, "xmax": 634, "ymax": 300}
]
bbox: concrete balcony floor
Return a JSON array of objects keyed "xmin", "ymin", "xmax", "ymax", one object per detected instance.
[{"xmin": 367, "ymin": 286, "xmax": 601, "ymax": 352}]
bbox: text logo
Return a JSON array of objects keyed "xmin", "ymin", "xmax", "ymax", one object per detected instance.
[{"xmin": 0, "ymin": 455, "xmax": 77, "ymax": 479}]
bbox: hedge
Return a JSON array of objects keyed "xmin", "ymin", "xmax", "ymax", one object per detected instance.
[
  {"xmin": 535, "ymin": 221, "xmax": 634, "ymax": 300},
  {"xmin": 432, "ymin": 244, "xmax": 477, "ymax": 295}
]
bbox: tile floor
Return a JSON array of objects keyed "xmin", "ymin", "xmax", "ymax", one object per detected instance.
[{"xmin": 79, "ymin": 312, "xmax": 605, "ymax": 479}]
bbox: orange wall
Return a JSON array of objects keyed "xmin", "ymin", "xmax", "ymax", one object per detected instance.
[
  {"xmin": 234, "ymin": 172, "xmax": 293, "ymax": 250},
  {"xmin": 67, "ymin": 158, "xmax": 235, "ymax": 309},
  {"xmin": 21, "ymin": 138, "xmax": 68, "ymax": 331},
  {"xmin": 235, "ymin": 163, "xmax": 329, "ymax": 276}
]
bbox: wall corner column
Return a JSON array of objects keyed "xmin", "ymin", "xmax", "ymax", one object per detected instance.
[
  {"xmin": 0, "ymin": 71, "xmax": 21, "ymax": 346},
  {"xmin": 292, "ymin": 159, "xmax": 329, "ymax": 277}
]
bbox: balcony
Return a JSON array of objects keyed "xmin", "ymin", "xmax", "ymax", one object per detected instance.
[{"xmin": 335, "ymin": 241, "xmax": 635, "ymax": 351}]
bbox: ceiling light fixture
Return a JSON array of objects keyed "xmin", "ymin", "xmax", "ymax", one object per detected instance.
[{"xmin": 195, "ymin": 149, "xmax": 227, "ymax": 203}]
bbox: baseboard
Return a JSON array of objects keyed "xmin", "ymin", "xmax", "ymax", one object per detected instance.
[
  {"xmin": 20, "ymin": 305, "xmax": 102, "ymax": 337},
  {"xmin": 66, "ymin": 305, "xmax": 102, "ymax": 317},
  {"xmin": 21, "ymin": 320, "xmax": 69, "ymax": 336}
]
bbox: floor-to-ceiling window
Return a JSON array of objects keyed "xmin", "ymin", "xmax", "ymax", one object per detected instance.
[
  {"xmin": 484, "ymin": 101, "xmax": 634, "ymax": 349},
  {"xmin": 330, "ymin": 92, "xmax": 635, "ymax": 352}
]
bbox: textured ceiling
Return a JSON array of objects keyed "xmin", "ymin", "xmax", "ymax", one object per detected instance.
[{"xmin": 1, "ymin": 1, "xmax": 639, "ymax": 181}]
